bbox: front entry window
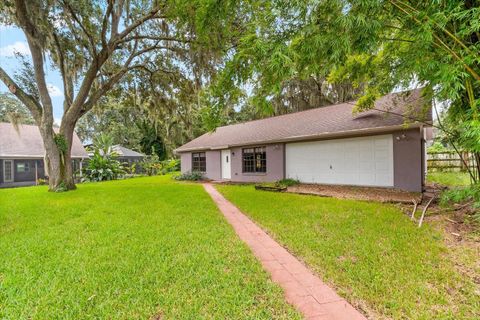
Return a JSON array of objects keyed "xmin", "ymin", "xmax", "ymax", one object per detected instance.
[
  {"xmin": 242, "ymin": 147, "xmax": 266, "ymax": 173},
  {"xmin": 192, "ymin": 152, "xmax": 206, "ymax": 172}
]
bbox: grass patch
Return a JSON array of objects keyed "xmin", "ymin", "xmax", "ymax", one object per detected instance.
[
  {"xmin": 217, "ymin": 184, "xmax": 480, "ymax": 319},
  {"xmin": 0, "ymin": 176, "xmax": 300, "ymax": 319},
  {"xmin": 427, "ymin": 171, "xmax": 471, "ymax": 187}
]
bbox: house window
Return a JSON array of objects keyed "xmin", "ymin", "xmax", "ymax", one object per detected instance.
[
  {"xmin": 17, "ymin": 162, "xmax": 30, "ymax": 173},
  {"xmin": 192, "ymin": 152, "xmax": 206, "ymax": 172},
  {"xmin": 242, "ymin": 147, "xmax": 266, "ymax": 173}
]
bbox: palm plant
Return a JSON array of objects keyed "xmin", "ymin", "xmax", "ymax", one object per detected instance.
[{"xmin": 84, "ymin": 134, "xmax": 124, "ymax": 182}]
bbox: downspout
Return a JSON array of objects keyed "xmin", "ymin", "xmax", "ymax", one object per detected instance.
[
  {"xmin": 79, "ymin": 158, "xmax": 83, "ymax": 178},
  {"xmin": 420, "ymin": 125, "xmax": 426, "ymax": 192},
  {"xmin": 35, "ymin": 160, "xmax": 38, "ymax": 185}
]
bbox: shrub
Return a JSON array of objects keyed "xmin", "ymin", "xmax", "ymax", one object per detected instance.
[
  {"xmin": 440, "ymin": 184, "xmax": 480, "ymax": 224},
  {"xmin": 427, "ymin": 141, "xmax": 449, "ymax": 153},
  {"xmin": 141, "ymin": 151, "xmax": 162, "ymax": 176},
  {"xmin": 440, "ymin": 184, "xmax": 480, "ymax": 206},
  {"xmin": 37, "ymin": 178, "xmax": 47, "ymax": 185},
  {"xmin": 173, "ymin": 171, "xmax": 204, "ymax": 181},
  {"xmin": 277, "ymin": 178, "xmax": 300, "ymax": 187},
  {"xmin": 255, "ymin": 179, "xmax": 300, "ymax": 191},
  {"xmin": 160, "ymin": 159, "xmax": 180, "ymax": 174},
  {"xmin": 126, "ymin": 163, "xmax": 137, "ymax": 175},
  {"xmin": 83, "ymin": 151, "xmax": 125, "ymax": 182}
]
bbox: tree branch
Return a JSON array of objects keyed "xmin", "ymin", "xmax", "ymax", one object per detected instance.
[
  {"xmin": 101, "ymin": 1, "xmax": 114, "ymax": 48},
  {"xmin": 118, "ymin": 35, "xmax": 193, "ymax": 44},
  {"xmin": 116, "ymin": 6, "xmax": 164, "ymax": 42},
  {"xmin": 110, "ymin": 0, "xmax": 125, "ymax": 38},
  {"xmin": 61, "ymin": 0, "xmax": 97, "ymax": 55},
  {"xmin": 15, "ymin": 0, "xmax": 54, "ymax": 125},
  {"xmin": 51, "ymin": 31, "xmax": 74, "ymax": 110},
  {"xmin": 0, "ymin": 67, "xmax": 42, "ymax": 121},
  {"xmin": 389, "ymin": 0, "xmax": 480, "ymax": 82}
]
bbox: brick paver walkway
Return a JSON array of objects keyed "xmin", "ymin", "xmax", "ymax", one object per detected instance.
[{"xmin": 203, "ymin": 183, "xmax": 367, "ymax": 320}]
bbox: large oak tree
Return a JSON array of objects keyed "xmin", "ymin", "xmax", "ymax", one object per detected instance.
[{"xmin": 0, "ymin": 0, "xmax": 241, "ymax": 191}]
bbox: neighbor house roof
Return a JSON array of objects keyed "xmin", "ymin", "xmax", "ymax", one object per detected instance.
[
  {"xmin": 0, "ymin": 123, "xmax": 89, "ymax": 158},
  {"xmin": 112, "ymin": 145, "xmax": 145, "ymax": 157},
  {"xmin": 86, "ymin": 145, "xmax": 145, "ymax": 158},
  {"xmin": 175, "ymin": 89, "xmax": 432, "ymax": 153}
]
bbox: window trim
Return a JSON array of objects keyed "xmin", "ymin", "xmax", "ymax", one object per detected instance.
[
  {"xmin": 192, "ymin": 152, "xmax": 206, "ymax": 172},
  {"xmin": 242, "ymin": 146, "xmax": 267, "ymax": 174}
]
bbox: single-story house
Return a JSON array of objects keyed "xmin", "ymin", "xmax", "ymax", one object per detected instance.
[
  {"xmin": 0, "ymin": 123, "xmax": 88, "ymax": 188},
  {"xmin": 175, "ymin": 90, "xmax": 432, "ymax": 192}
]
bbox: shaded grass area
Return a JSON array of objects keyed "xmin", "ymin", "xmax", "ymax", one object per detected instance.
[
  {"xmin": 217, "ymin": 185, "xmax": 480, "ymax": 319},
  {"xmin": 0, "ymin": 176, "xmax": 300, "ymax": 319},
  {"xmin": 427, "ymin": 171, "xmax": 471, "ymax": 187}
]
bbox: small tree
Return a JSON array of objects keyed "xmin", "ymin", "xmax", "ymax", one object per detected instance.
[
  {"xmin": 84, "ymin": 134, "xmax": 124, "ymax": 182},
  {"xmin": 141, "ymin": 147, "xmax": 161, "ymax": 176}
]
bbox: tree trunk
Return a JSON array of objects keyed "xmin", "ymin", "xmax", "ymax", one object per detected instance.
[{"xmin": 40, "ymin": 124, "xmax": 76, "ymax": 191}]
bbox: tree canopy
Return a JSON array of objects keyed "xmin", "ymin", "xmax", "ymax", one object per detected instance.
[
  {"xmin": 0, "ymin": 92, "xmax": 34, "ymax": 125},
  {"xmin": 0, "ymin": 0, "xmax": 246, "ymax": 190}
]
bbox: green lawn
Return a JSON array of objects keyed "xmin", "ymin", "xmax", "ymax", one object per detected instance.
[
  {"xmin": 427, "ymin": 171, "xmax": 471, "ymax": 187},
  {"xmin": 0, "ymin": 176, "xmax": 300, "ymax": 319},
  {"xmin": 217, "ymin": 185, "xmax": 480, "ymax": 319}
]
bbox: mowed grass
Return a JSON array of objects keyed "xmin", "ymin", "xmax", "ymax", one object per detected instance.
[
  {"xmin": 427, "ymin": 171, "xmax": 471, "ymax": 187},
  {"xmin": 217, "ymin": 185, "xmax": 480, "ymax": 319},
  {"xmin": 0, "ymin": 176, "xmax": 300, "ymax": 320}
]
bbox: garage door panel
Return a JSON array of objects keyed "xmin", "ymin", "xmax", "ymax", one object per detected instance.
[
  {"xmin": 375, "ymin": 161, "xmax": 390, "ymax": 172},
  {"xmin": 286, "ymin": 134, "xmax": 393, "ymax": 187},
  {"xmin": 358, "ymin": 173, "xmax": 376, "ymax": 185}
]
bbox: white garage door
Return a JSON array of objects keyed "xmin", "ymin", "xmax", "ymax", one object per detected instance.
[{"xmin": 285, "ymin": 134, "xmax": 393, "ymax": 187}]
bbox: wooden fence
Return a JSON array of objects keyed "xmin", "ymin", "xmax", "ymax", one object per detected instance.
[{"xmin": 427, "ymin": 151, "xmax": 477, "ymax": 172}]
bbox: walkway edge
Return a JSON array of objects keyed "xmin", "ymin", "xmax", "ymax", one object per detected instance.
[{"xmin": 203, "ymin": 183, "xmax": 367, "ymax": 320}]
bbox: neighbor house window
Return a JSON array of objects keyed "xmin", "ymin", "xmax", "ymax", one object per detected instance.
[
  {"xmin": 192, "ymin": 152, "xmax": 206, "ymax": 172},
  {"xmin": 16, "ymin": 162, "xmax": 30, "ymax": 173},
  {"xmin": 242, "ymin": 147, "xmax": 266, "ymax": 173}
]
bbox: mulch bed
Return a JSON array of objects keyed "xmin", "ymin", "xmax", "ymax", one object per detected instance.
[{"xmin": 287, "ymin": 184, "xmax": 422, "ymax": 203}]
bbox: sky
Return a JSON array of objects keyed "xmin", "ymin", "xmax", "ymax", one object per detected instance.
[{"xmin": 0, "ymin": 24, "xmax": 64, "ymax": 124}]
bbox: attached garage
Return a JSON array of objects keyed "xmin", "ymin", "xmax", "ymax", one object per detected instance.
[{"xmin": 285, "ymin": 135, "xmax": 394, "ymax": 187}]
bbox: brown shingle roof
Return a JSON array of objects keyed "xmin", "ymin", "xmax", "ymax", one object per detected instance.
[
  {"xmin": 0, "ymin": 123, "xmax": 88, "ymax": 158},
  {"xmin": 176, "ymin": 89, "xmax": 432, "ymax": 152}
]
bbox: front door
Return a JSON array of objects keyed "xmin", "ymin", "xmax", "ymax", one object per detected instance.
[
  {"xmin": 3, "ymin": 160, "xmax": 14, "ymax": 182},
  {"xmin": 221, "ymin": 150, "xmax": 231, "ymax": 180}
]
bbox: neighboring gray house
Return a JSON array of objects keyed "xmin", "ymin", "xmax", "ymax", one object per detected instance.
[
  {"xmin": 86, "ymin": 145, "xmax": 145, "ymax": 173},
  {"xmin": 87, "ymin": 145, "xmax": 145, "ymax": 164},
  {"xmin": 176, "ymin": 90, "xmax": 432, "ymax": 192},
  {"xmin": 112, "ymin": 145, "xmax": 145, "ymax": 165},
  {"xmin": 0, "ymin": 123, "xmax": 88, "ymax": 187}
]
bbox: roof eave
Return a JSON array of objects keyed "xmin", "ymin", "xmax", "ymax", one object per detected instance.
[{"xmin": 174, "ymin": 122, "xmax": 427, "ymax": 153}]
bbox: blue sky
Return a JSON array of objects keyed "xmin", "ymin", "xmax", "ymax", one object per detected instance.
[{"xmin": 0, "ymin": 25, "xmax": 64, "ymax": 123}]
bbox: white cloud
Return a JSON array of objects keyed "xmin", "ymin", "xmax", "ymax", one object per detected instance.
[
  {"xmin": 47, "ymin": 84, "xmax": 63, "ymax": 97},
  {"xmin": 0, "ymin": 41, "xmax": 30, "ymax": 57}
]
